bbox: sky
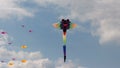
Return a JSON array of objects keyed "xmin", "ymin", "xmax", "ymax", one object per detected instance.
[{"xmin": 0, "ymin": 0, "xmax": 120, "ymax": 68}]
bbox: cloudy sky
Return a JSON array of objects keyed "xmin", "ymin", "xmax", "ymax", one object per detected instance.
[{"xmin": 0, "ymin": 0, "xmax": 120, "ymax": 68}]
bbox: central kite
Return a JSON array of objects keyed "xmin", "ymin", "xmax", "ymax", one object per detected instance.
[{"xmin": 53, "ymin": 19, "xmax": 77, "ymax": 62}]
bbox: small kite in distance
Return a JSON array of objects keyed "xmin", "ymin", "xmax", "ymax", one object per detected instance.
[
  {"xmin": 21, "ymin": 59, "xmax": 27, "ymax": 63},
  {"xmin": 21, "ymin": 45, "xmax": 27, "ymax": 49},
  {"xmin": 8, "ymin": 42, "xmax": 12, "ymax": 45},
  {"xmin": 1, "ymin": 32, "xmax": 7, "ymax": 34},
  {"xmin": 8, "ymin": 61, "xmax": 14, "ymax": 67},
  {"xmin": 1, "ymin": 61, "xmax": 4, "ymax": 63},
  {"xmin": 12, "ymin": 58, "xmax": 16, "ymax": 61},
  {"xmin": 29, "ymin": 30, "xmax": 32, "ymax": 32},
  {"xmin": 21, "ymin": 25, "xmax": 25, "ymax": 27}
]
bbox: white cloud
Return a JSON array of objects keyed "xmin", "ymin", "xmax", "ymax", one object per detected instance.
[
  {"xmin": 34, "ymin": 0, "xmax": 120, "ymax": 44},
  {"xmin": 0, "ymin": 47, "xmax": 51, "ymax": 68},
  {"xmin": 88, "ymin": 0, "xmax": 120, "ymax": 44},
  {"xmin": 0, "ymin": 0, "xmax": 33, "ymax": 19},
  {"xmin": 55, "ymin": 58, "xmax": 85, "ymax": 68},
  {"xmin": 0, "ymin": 47, "xmax": 84, "ymax": 68},
  {"xmin": 34, "ymin": 0, "xmax": 71, "ymax": 7}
]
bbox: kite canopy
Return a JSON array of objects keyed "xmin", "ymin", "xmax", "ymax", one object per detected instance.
[
  {"xmin": 21, "ymin": 45, "xmax": 27, "ymax": 49},
  {"xmin": 21, "ymin": 59, "xmax": 27, "ymax": 63}
]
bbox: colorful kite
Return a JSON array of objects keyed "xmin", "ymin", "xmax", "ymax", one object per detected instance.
[
  {"xmin": 29, "ymin": 30, "xmax": 32, "ymax": 32},
  {"xmin": 53, "ymin": 19, "xmax": 77, "ymax": 62},
  {"xmin": 8, "ymin": 61, "xmax": 14, "ymax": 67},
  {"xmin": 1, "ymin": 32, "xmax": 7, "ymax": 34},
  {"xmin": 21, "ymin": 59, "xmax": 27, "ymax": 63},
  {"xmin": 21, "ymin": 45, "xmax": 27, "ymax": 49}
]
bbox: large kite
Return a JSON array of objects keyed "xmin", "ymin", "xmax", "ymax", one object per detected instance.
[{"xmin": 53, "ymin": 19, "xmax": 77, "ymax": 62}]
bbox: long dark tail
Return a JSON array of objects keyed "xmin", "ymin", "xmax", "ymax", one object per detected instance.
[
  {"xmin": 63, "ymin": 45, "xmax": 66, "ymax": 62},
  {"xmin": 63, "ymin": 29, "xmax": 67, "ymax": 62}
]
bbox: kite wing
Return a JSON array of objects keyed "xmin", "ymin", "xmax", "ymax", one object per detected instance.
[
  {"xmin": 70, "ymin": 23, "xmax": 77, "ymax": 29},
  {"xmin": 53, "ymin": 23, "xmax": 61, "ymax": 29}
]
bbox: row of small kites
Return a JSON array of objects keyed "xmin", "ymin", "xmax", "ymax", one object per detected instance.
[
  {"xmin": 1, "ymin": 25, "xmax": 32, "ymax": 34},
  {"xmin": 0, "ymin": 25, "xmax": 32, "ymax": 67},
  {"xmin": 0, "ymin": 25, "xmax": 32, "ymax": 45}
]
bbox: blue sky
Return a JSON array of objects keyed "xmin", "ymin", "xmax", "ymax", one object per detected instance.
[{"xmin": 0, "ymin": 0, "xmax": 120, "ymax": 68}]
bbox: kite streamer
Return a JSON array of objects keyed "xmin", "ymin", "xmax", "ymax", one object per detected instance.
[{"xmin": 63, "ymin": 32, "xmax": 67, "ymax": 45}]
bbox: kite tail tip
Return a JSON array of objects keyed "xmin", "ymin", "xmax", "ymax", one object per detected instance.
[
  {"xmin": 63, "ymin": 45, "xmax": 66, "ymax": 62},
  {"xmin": 64, "ymin": 56, "xmax": 66, "ymax": 62}
]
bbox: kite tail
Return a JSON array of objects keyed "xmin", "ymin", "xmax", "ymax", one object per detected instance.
[
  {"xmin": 63, "ymin": 45, "xmax": 66, "ymax": 62},
  {"xmin": 63, "ymin": 32, "xmax": 67, "ymax": 45},
  {"xmin": 63, "ymin": 32, "xmax": 67, "ymax": 62}
]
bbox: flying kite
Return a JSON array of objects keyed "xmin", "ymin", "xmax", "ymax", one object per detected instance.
[
  {"xmin": 53, "ymin": 19, "xmax": 77, "ymax": 62},
  {"xmin": 21, "ymin": 25, "xmax": 25, "ymax": 27},
  {"xmin": 21, "ymin": 59, "xmax": 27, "ymax": 63},
  {"xmin": 29, "ymin": 30, "xmax": 32, "ymax": 32},
  {"xmin": 12, "ymin": 58, "xmax": 16, "ymax": 61},
  {"xmin": 8, "ymin": 42, "xmax": 12, "ymax": 45},
  {"xmin": 1, "ymin": 61, "xmax": 4, "ymax": 63},
  {"xmin": 8, "ymin": 61, "xmax": 14, "ymax": 67},
  {"xmin": 21, "ymin": 45, "xmax": 27, "ymax": 63},
  {"xmin": 21, "ymin": 45, "xmax": 27, "ymax": 49},
  {"xmin": 1, "ymin": 32, "xmax": 7, "ymax": 34}
]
